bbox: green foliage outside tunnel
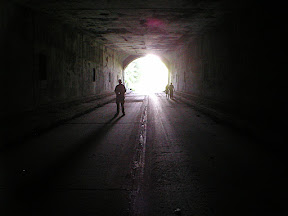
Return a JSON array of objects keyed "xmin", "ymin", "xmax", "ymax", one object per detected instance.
[{"xmin": 124, "ymin": 60, "xmax": 142, "ymax": 91}]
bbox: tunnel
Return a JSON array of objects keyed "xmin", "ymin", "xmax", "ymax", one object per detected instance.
[{"xmin": 0, "ymin": 0, "xmax": 286, "ymax": 215}]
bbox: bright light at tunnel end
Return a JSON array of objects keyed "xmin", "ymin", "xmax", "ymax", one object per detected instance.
[{"xmin": 125, "ymin": 54, "xmax": 168, "ymax": 94}]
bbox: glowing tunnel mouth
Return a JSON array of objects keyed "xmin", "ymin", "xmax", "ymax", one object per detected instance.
[{"xmin": 124, "ymin": 54, "xmax": 168, "ymax": 94}]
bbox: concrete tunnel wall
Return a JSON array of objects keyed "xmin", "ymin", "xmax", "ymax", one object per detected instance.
[
  {"xmin": 0, "ymin": 1, "xmax": 123, "ymax": 113},
  {"xmin": 0, "ymin": 1, "xmax": 123, "ymax": 144},
  {"xmin": 168, "ymin": 7, "xmax": 287, "ymax": 139}
]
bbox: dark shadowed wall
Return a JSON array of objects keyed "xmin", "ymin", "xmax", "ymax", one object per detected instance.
[{"xmin": 167, "ymin": 5, "xmax": 287, "ymax": 140}]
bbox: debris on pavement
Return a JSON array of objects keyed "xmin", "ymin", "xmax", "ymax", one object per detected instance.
[{"xmin": 174, "ymin": 208, "xmax": 182, "ymax": 215}]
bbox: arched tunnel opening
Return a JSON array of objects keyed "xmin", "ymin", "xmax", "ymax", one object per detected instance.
[{"xmin": 124, "ymin": 54, "xmax": 168, "ymax": 93}]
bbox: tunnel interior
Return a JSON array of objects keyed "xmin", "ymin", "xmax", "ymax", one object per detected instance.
[
  {"xmin": 0, "ymin": 1, "xmax": 287, "ymax": 215},
  {"xmin": 0, "ymin": 1, "xmax": 286, "ymax": 155}
]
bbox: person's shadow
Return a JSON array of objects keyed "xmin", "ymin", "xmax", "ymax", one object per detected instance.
[
  {"xmin": 3, "ymin": 113, "xmax": 127, "ymax": 215},
  {"xmin": 4, "ymin": 114, "xmax": 126, "ymax": 211},
  {"xmin": 60, "ymin": 114, "xmax": 125, "ymax": 165}
]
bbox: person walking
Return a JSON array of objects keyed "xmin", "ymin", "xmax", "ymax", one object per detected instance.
[
  {"xmin": 165, "ymin": 84, "xmax": 169, "ymax": 98},
  {"xmin": 169, "ymin": 82, "xmax": 174, "ymax": 99},
  {"xmin": 114, "ymin": 79, "xmax": 126, "ymax": 116}
]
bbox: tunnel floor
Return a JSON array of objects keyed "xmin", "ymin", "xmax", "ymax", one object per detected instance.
[{"xmin": 0, "ymin": 93, "xmax": 283, "ymax": 216}]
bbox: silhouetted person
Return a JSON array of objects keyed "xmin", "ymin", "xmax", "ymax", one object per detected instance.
[
  {"xmin": 169, "ymin": 83, "xmax": 174, "ymax": 99},
  {"xmin": 114, "ymin": 79, "xmax": 126, "ymax": 116},
  {"xmin": 165, "ymin": 84, "xmax": 169, "ymax": 98}
]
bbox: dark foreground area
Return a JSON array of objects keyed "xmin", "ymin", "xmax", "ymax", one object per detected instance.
[{"xmin": 0, "ymin": 93, "xmax": 286, "ymax": 215}]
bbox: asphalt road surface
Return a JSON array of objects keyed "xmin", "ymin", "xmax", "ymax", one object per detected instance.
[{"xmin": 0, "ymin": 93, "xmax": 284, "ymax": 216}]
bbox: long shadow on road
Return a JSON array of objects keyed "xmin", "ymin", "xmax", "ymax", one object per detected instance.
[{"xmin": 3, "ymin": 114, "xmax": 125, "ymax": 215}]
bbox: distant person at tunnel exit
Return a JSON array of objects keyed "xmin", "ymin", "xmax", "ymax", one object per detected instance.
[
  {"xmin": 114, "ymin": 79, "xmax": 126, "ymax": 116},
  {"xmin": 169, "ymin": 83, "xmax": 174, "ymax": 99},
  {"xmin": 165, "ymin": 84, "xmax": 169, "ymax": 98}
]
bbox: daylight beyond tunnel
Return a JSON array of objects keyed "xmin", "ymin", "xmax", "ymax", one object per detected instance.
[{"xmin": 124, "ymin": 54, "xmax": 168, "ymax": 94}]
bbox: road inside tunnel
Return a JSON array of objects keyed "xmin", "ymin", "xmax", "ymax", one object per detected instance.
[{"xmin": 0, "ymin": 93, "xmax": 282, "ymax": 216}]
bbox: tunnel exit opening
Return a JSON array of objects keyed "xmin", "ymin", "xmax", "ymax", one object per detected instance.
[{"xmin": 124, "ymin": 54, "xmax": 168, "ymax": 94}]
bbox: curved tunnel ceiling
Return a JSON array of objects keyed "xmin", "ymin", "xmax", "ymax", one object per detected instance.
[{"xmin": 12, "ymin": 0, "xmax": 240, "ymax": 57}]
